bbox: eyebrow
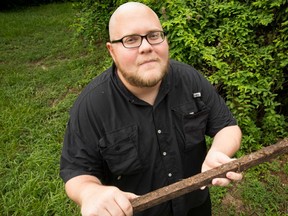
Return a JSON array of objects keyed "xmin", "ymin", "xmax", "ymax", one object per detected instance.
[{"xmin": 118, "ymin": 29, "xmax": 163, "ymax": 37}]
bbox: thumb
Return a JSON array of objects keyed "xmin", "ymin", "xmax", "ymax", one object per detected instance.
[
  {"xmin": 218, "ymin": 154, "xmax": 233, "ymax": 163},
  {"xmin": 124, "ymin": 192, "xmax": 139, "ymax": 200}
]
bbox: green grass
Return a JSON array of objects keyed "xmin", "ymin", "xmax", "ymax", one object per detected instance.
[
  {"xmin": 0, "ymin": 3, "xmax": 287, "ymax": 216},
  {"xmin": 0, "ymin": 3, "xmax": 110, "ymax": 215},
  {"xmin": 211, "ymin": 156, "xmax": 288, "ymax": 216}
]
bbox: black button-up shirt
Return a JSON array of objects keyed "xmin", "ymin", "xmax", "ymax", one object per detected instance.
[{"xmin": 60, "ymin": 59, "xmax": 237, "ymax": 216}]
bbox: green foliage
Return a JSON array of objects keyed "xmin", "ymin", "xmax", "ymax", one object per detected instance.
[
  {"xmin": 72, "ymin": 0, "xmax": 161, "ymax": 45},
  {"xmin": 160, "ymin": 0, "xmax": 288, "ymax": 152},
  {"xmin": 73, "ymin": 0, "xmax": 288, "ymax": 152},
  {"xmin": 72, "ymin": 1, "xmax": 110, "ymax": 46}
]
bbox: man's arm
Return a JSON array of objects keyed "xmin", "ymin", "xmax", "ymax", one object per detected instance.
[
  {"xmin": 65, "ymin": 175, "xmax": 138, "ymax": 216},
  {"xmin": 202, "ymin": 125, "xmax": 243, "ymax": 186}
]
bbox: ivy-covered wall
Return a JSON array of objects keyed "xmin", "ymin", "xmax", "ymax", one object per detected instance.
[{"xmin": 73, "ymin": 0, "xmax": 288, "ymax": 153}]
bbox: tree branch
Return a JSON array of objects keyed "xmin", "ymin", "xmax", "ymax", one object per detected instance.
[{"xmin": 131, "ymin": 138, "xmax": 288, "ymax": 213}]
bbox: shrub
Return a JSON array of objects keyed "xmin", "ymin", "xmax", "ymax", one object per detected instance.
[{"xmin": 72, "ymin": 0, "xmax": 288, "ymax": 153}]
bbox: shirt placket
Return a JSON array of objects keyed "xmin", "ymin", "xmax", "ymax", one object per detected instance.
[
  {"xmin": 152, "ymin": 107, "xmax": 179, "ymax": 185},
  {"xmin": 153, "ymin": 106, "xmax": 187, "ymax": 216}
]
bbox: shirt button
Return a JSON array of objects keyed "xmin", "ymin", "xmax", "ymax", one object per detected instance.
[
  {"xmin": 117, "ymin": 176, "xmax": 121, "ymax": 180},
  {"xmin": 168, "ymin": 173, "xmax": 172, "ymax": 177},
  {"xmin": 162, "ymin": 152, "xmax": 167, "ymax": 156},
  {"xmin": 157, "ymin": 129, "xmax": 162, "ymax": 134}
]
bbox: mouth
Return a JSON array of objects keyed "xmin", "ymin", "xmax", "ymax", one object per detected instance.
[{"xmin": 139, "ymin": 59, "xmax": 158, "ymax": 65}]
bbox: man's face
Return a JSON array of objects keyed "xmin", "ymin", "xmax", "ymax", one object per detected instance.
[{"xmin": 107, "ymin": 7, "xmax": 169, "ymax": 88}]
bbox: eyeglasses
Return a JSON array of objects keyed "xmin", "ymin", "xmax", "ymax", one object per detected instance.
[{"xmin": 110, "ymin": 31, "xmax": 166, "ymax": 48}]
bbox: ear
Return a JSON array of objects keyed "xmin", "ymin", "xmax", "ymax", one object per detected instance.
[{"xmin": 106, "ymin": 42, "xmax": 116, "ymax": 61}]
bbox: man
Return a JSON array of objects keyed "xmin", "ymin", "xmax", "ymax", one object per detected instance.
[{"xmin": 60, "ymin": 2, "xmax": 242, "ymax": 216}]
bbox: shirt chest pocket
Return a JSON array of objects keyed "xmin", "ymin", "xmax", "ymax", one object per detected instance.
[
  {"xmin": 172, "ymin": 99, "xmax": 210, "ymax": 151},
  {"xmin": 99, "ymin": 124, "xmax": 143, "ymax": 176}
]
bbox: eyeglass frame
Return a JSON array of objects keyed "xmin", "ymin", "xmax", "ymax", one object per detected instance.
[{"xmin": 110, "ymin": 31, "xmax": 166, "ymax": 48}]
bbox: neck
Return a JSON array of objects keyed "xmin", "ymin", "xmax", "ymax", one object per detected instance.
[
  {"xmin": 118, "ymin": 72, "xmax": 161, "ymax": 105},
  {"xmin": 129, "ymin": 83, "xmax": 161, "ymax": 105}
]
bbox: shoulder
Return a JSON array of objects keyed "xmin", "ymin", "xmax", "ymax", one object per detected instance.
[
  {"xmin": 169, "ymin": 59, "xmax": 206, "ymax": 81},
  {"xmin": 169, "ymin": 59, "xmax": 210, "ymax": 88},
  {"xmin": 70, "ymin": 66, "xmax": 114, "ymax": 113},
  {"xmin": 81, "ymin": 67, "xmax": 113, "ymax": 96},
  {"xmin": 169, "ymin": 59, "xmax": 198, "ymax": 73}
]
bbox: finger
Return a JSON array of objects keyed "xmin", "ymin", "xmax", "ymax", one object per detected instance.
[
  {"xmin": 214, "ymin": 154, "xmax": 235, "ymax": 164},
  {"xmin": 82, "ymin": 207, "xmax": 111, "ymax": 216},
  {"xmin": 114, "ymin": 193, "xmax": 134, "ymax": 216},
  {"xmin": 125, "ymin": 192, "xmax": 139, "ymax": 215},
  {"xmin": 106, "ymin": 202, "xmax": 125, "ymax": 216},
  {"xmin": 226, "ymin": 171, "xmax": 243, "ymax": 181},
  {"xmin": 212, "ymin": 178, "xmax": 231, "ymax": 187},
  {"xmin": 124, "ymin": 192, "xmax": 139, "ymax": 200},
  {"xmin": 103, "ymin": 209, "xmax": 113, "ymax": 216},
  {"xmin": 99, "ymin": 195, "xmax": 125, "ymax": 216}
]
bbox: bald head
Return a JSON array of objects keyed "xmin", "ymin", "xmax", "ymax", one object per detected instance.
[{"xmin": 108, "ymin": 2, "xmax": 162, "ymax": 41}]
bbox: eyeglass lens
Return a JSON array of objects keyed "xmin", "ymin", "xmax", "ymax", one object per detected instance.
[{"xmin": 123, "ymin": 31, "xmax": 164, "ymax": 48}]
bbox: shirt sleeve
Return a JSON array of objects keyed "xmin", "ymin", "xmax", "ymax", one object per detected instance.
[
  {"xmin": 193, "ymin": 70, "xmax": 237, "ymax": 137},
  {"xmin": 60, "ymin": 98, "xmax": 105, "ymax": 183}
]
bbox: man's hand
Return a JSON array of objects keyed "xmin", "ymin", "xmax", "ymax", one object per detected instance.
[
  {"xmin": 201, "ymin": 151, "xmax": 243, "ymax": 188},
  {"xmin": 81, "ymin": 185, "xmax": 138, "ymax": 216},
  {"xmin": 65, "ymin": 175, "xmax": 139, "ymax": 216}
]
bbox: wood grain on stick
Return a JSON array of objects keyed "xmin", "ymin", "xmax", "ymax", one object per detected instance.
[{"xmin": 131, "ymin": 138, "xmax": 288, "ymax": 213}]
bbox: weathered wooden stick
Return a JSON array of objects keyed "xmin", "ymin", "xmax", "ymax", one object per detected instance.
[{"xmin": 131, "ymin": 138, "xmax": 288, "ymax": 213}]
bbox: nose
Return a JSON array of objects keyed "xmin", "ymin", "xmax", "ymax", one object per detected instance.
[{"xmin": 139, "ymin": 37, "xmax": 153, "ymax": 52}]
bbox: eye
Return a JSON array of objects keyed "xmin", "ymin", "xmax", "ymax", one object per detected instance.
[
  {"xmin": 123, "ymin": 35, "xmax": 140, "ymax": 44},
  {"xmin": 148, "ymin": 32, "xmax": 161, "ymax": 40}
]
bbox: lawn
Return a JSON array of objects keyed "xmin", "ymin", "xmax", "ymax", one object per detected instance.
[
  {"xmin": 0, "ymin": 2, "xmax": 109, "ymax": 215},
  {"xmin": 0, "ymin": 2, "xmax": 287, "ymax": 216}
]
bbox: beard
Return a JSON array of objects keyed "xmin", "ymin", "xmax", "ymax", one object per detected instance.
[{"xmin": 116, "ymin": 60, "xmax": 169, "ymax": 88}]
